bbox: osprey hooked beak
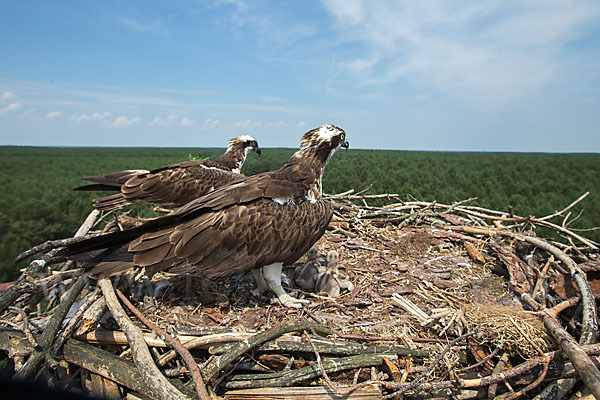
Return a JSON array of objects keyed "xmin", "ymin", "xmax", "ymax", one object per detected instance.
[
  {"xmin": 341, "ymin": 137, "xmax": 349, "ymax": 150},
  {"xmin": 251, "ymin": 141, "xmax": 261, "ymax": 156}
]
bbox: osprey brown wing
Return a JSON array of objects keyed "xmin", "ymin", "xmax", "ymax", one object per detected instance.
[
  {"xmin": 118, "ymin": 166, "xmax": 245, "ymax": 208},
  {"xmin": 67, "ymin": 173, "xmax": 310, "ymax": 257},
  {"xmin": 124, "ymin": 198, "xmax": 333, "ymax": 278},
  {"xmin": 77, "ymin": 135, "xmax": 260, "ymax": 211}
]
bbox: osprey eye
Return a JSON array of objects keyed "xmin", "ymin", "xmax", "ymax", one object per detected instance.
[
  {"xmin": 339, "ymin": 133, "xmax": 345, "ymax": 141},
  {"xmin": 252, "ymin": 141, "xmax": 257, "ymax": 147}
]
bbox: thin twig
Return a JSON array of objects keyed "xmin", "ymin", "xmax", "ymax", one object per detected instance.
[{"xmin": 9, "ymin": 306, "xmax": 40, "ymax": 350}]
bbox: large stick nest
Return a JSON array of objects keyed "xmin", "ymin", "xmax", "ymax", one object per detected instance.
[{"xmin": 1, "ymin": 191, "xmax": 599, "ymax": 399}]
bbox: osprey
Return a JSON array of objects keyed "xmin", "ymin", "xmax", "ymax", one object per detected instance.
[
  {"xmin": 65, "ymin": 124, "xmax": 348, "ymax": 308},
  {"xmin": 74, "ymin": 135, "xmax": 261, "ymax": 210}
]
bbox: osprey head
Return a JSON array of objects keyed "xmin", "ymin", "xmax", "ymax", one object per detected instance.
[
  {"xmin": 228, "ymin": 134, "xmax": 261, "ymax": 156},
  {"xmin": 298, "ymin": 124, "xmax": 349, "ymax": 163}
]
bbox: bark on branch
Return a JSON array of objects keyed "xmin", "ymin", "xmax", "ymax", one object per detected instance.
[{"xmin": 98, "ymin": 278, "xmax": 189, "ymax": 400}]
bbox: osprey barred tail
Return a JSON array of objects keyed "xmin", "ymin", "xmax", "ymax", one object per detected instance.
[
  {"xmin": 65, "ymin": 124, "xmax": 348, "ymax": 308},
  {"xmin": 74, "ymin": 135, "xmax": 261, "ymax": 210}
]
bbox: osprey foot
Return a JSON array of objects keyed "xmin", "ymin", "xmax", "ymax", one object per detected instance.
[{"xmin": 273, "ymin": 293, "xmax": 309, "ymax": 309}]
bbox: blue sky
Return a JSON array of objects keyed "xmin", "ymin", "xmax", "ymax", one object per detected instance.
[{"xmin": 1, "ymin": 0, "xmax": 599, "ymax": 152}]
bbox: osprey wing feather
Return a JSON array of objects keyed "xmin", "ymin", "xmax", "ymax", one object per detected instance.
[
  {"xmin": 65, "ymin": 124, "xmax": 348, "ymax": 308},
  {"xmin": 74, "ymin": 135, "xmax": 261, "ymax": 210}
]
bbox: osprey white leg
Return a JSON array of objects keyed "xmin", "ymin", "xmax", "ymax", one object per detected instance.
[
  {"xmin": 250, "ymin": 268, "xmax": 268, "ymax": 296},
  {"xmin": 262, "ymin": 263, "xmax": 309, "ymax": 309}
]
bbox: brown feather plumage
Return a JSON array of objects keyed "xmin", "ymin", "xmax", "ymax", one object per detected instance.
[
  {"xmin": 64, "ymin": 125, "xmax": 347, "ymax": 290},
  {"xmin": 76, "ymin": 136, "xmax": 260, "ymax": 211}
]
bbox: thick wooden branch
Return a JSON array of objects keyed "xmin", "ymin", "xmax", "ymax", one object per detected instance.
[
  {"xmin": 209, "ymin": 337, "xmax": 431, "ymax": 358},
  {"xmin": 203, "ymin": 321, "xmax": 333, "ymax": 381},
  {"xmin": 540, "ymin": 309, "xmax": 600, "ymax": 399},
  {"xmin": 63, "ymin": 339, "xmax": 193, "ymax": 399},
  {"xmin": 75, "ymin": 296, "xmax": 107, "ymax": 336},
  {"xmin": 73, "ymin": 328, "xmax": 206, "ymax": 347},
  {"xmin": 158, "ymin": 332, "xmax": 256, "ymax": 366},
  {"xmin": 225, "ymin": 353, "xmax": 392, "ymax": 389},
  {"xmin": 51, "ymin": 287, "xmax": 101, "ymax": 356},
  {"xmin": 224, "ymin": 385, "xmax": 382, "ymax": 400},
  {"xmin": 12, "ymin": 276, "xmax": 88, "ymax": 381},
  {"xmin": 115, "ymin": 289, "xmax": 211, "ymax": 400},
  {"xmin": 98, "ymin": 278, "xmax": 189, "ymax": 400},
  {"xmin": 0, "ymin": 257, "xmax": 51, "ymax": 314}
]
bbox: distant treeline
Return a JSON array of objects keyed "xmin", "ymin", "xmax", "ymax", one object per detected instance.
[{"xmin": 1, "ymin": 146, "xmax": 599, "ymax": 282}]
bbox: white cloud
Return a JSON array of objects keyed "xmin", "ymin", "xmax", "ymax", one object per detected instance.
[
  {"xmin": 147, "ymin": 114, "xmax": 193, "ymax": 127},
  {"xmin": 203, "ymin": 118, "xmax": 221, "ymax": 129},
  {"xmin": 232, "ymin": 119, "xmax": 265, "ymax": 128},
  {"xmin": 296, "ymin": 121, "xmax": 306, "ymax": 127},
  {"xmin": 45, "ymin": 111, "xmax": 63, "ymax": 119},
  {"xmin": 111, "ymin": 116, "xmax": 141, "ymax": 128},
  {"xmin": 68, "ymin": 111, "xmax": 112, "ymax": 123},
  {"xmin": 92, "ymin": 111, "xmax": 111, "ymax": 119},
  {"xmin": 321, "ymin": 0, "xmax": 600, "ymax": 106},
  {"xmin": 179, "ymin": 117, "xmax": 194, "ymax": 127},
  {"xmin": 0, "ymin": 103, "xmax": 22, "ymax": 115},
  {"xmin": 149, "ymin": 114, "xmax": 178, "ymax": 127},
  {"xmin": 1, "ymin": 91, "xmax": 15, "ymax": 100}
]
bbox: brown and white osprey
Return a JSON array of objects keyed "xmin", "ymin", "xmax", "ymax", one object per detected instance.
[
  {"xmin": 65, "ymin": 124, "xmax": 348, "ymax": 308},
  {"xmin": 74, "ymin": 135, "xmax": 261, "ymax": 210}
]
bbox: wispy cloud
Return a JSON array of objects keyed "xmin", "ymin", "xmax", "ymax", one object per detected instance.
[
  {"xmin": 68, "ymin": 111, "xmax": 112, "ymax": 123},
  {"xmin": 203, "ymin": 118, "xmax": 221, "ymax": 128},
  {"xmin": 45, "ymin": 110, "xmax": 62, "ymax": 119},
  {"xmin": 179, "ymin": 117, "xmax": 194, "ymax": 127},
  {"xmin": 115, "ymin": 16, "xmax": 169, "ymax": 35},
  {"xmin": 148, "ymin": 114, "xmax": 179, "ymax": 127},
  {"xmin": 0, "ymin": 103, "xmax": 22, "ymax": 115},
  {"xmin": 1, "ymin": 91, "xmax": 15, "ymax": 100},
  {"xmin": 149, "ymin": 114, "xmax": 194, "ymax": 127},
  {"xmin": 110, "ymin": 116, "xmax": 141, "ymax": 128},
  {"xmin": 321, "ymin": 0, "xmax": 600, "ymax": 106},
  {"xmin": 217, "ymin": 0, "xmax": 317, "ymax": 50}
]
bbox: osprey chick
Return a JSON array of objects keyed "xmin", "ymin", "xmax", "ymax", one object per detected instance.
[
  {"xmin": 294, "ymin": 246, "xmax": 324, "ymax": 292},
  {"xmin": 65, "ymin": 124, "xmax": 348, "ymax": 308},
  {"xmin": 75, "ymin": 135, "xmax": 261, "ymax": 210}
]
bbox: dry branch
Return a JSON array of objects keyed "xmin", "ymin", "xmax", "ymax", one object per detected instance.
[
  {"xmin": 224, "ymin": 353, "xmax": 393, "ymax": 389},
  {"xmin": 63, "ymin": 339, "xmax": 193, "ymax": 399},
  {"xmin": 98, "ymin": 278, "xmax": 189, "ymax": 400},
  {"xmin": 75, "ymin": 296, "xmax": 107, "ymax": 336},
  {"xmin": 51, "ymin": 287, "xmax": 101, "ymax": 356},
  {"xmin": 209, "ymin": 337, "xmax": 431, "ymax": 358},
  {"xmin": 539, "ymin": 309, "xmax": 600, "ymax": 398},
  {"xmin": 12, "ymin": 276, "xmax": 88, "ymax": 381},
  {"xmin": 203, "ymin": 321, "xmax": 333, "ymax": 381},
  {"xmin": 158, "ymin": 332, "xmax": 255, "ymax": 366},
  {"xmin": 115, "ymin": 288, "xmax": 211, "ymax": 400},
  {"xmin": 224, "ymin": 385, "xmax": 382, "ymax": 400}
]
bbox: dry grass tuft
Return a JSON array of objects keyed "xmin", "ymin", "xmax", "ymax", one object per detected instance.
[{"xmin": 463, "ymin": 303, "xmax": 550, "ymax": 358}]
